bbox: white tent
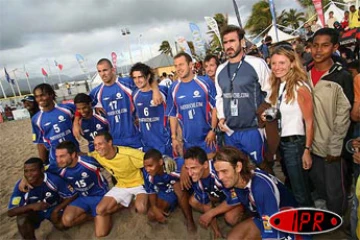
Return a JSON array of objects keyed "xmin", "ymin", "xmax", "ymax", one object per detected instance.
[
  {"xmin": 266, "ymin": 25, "xmax": 299, "ymax": 43},
  {"xmin": 318, "ymin": 2, "xmax": 345, "ymax": 26}
]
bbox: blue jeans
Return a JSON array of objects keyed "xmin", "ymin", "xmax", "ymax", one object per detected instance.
[{"xmin": 280, "ymin": 136, "xmax": 313, "ymax": 207}]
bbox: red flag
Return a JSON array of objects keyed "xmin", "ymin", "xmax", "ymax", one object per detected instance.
[
  {"xmin": 58, "ymin": 64, "xmax": 63, "ymax": 71},
  {"xmin": 41, "ymin": 68, "xmax": 48, "ymax": 76},
  {"xmin": 111, "ymin": 52, "xmax": 117, "ymax": 67},
  {"xmin": 26, "ymin": 72, "xmax": 29, "ymax": 78},
  {"xmin": 312, "ymin": 0, "xmax": 325, "ymax": 27}
]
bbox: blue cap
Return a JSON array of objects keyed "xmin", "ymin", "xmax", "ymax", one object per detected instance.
[{"xmin": 21, "ymin": 95, "xmax": 35, "ymax": 102}]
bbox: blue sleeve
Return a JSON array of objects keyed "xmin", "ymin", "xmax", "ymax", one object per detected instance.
[
  {"xmin": 51, "ymin": 175, "xmax": 77, "ymax": 198},
  {"xmin": 31, "ymin": 115, "xmax": 43, "ymax": 144},
  {"xmin": 8, "ymin": 181, "xmax": 25, "ymax": 209},
  {"xmin": 119, "ymin": 77, "xmax": 136, "ymax": 91},
  {"xmin": 90, "ymin": 85, "xmax": 101, "ymax": 107},
  {"xmin": 82, "ymin": 156, "xmax": 103, "ymax": 168},
  {"xmin": 199, "ymin": 76, "xmax": 216, "ymax": 108},
  {"xmin": 165, "ymin": 84, "xmax": 177, "ymax": 117},
  {"xmin": 64, "ymin": 103, "xmax": 76, "ymax": 114},
  {"xmin": 159, "ymin": 85, "xmax": 168, "ymax": 99},
  {"xmin": 142, "ymin": 169, "xmax": 156, "ymax": 194},
  {"xmin": 252, "ymin": 182, "xmax": 282, "ymax": 239}
]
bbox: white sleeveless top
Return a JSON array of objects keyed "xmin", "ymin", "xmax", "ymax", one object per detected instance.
[{"xmin": 278, "ymin": 81, "xmax": 310, "ymax": 137}]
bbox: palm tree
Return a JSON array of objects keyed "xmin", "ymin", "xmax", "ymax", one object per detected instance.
[
  {"xmin": 245, "ymin": 1, "xmax": 272, "ymax": 37},
  {"xmin": 296, "ymin": 0, "xmax": 345, "ymax": 20},
  {"xmin": 158, "ymin": 40, "xmax": 173, "ymax": 57},
  {"xmin": 281, "ymin": 9, "xmax": 306, "ymax": 30}
]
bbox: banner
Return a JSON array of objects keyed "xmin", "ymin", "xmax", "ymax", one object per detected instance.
[
  {"xmin": 312, "ymin": 0, "xmax": 325, "ymax": 27},
  {"xmin": 75, "ymin": 53, "xmax": 91, "ymax": 80},
  {"xmin": 4, "ymin": 67, "xmax": 14, "ymax": 85},
  {"xmin": 54, "ymin": 60, "xmax": 63, "ymax": 71},
  {"xmin": 204, "ymin": 16, "xmax": 222, "ymax": 46},
  {"xmin": 175, "ymin": 36, "xmax": 193, "ymax": 60},
  {"xmin": 111, "ymin": 52, "xmax": 117, "ymax": 69},
  {"xmin": 189, "ymin": 23, "xmax": 206, "ymax": 60},
  {"xmin": 41, "ymin": 68, "xmax": 48, "ymax": 77},
  {"xmin": 268, "ymin": 0, "xmax": 279, "ymax": 42},
  {"xmin": 232, "ymin": 0, "xmax": 243, "ymax": 28}
]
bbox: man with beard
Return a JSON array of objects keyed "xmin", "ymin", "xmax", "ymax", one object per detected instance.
[{"xmin": 215, "ymin": 25, "xmax": 271, "ymax": 166}]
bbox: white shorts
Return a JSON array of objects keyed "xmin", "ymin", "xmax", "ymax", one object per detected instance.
[{"xmin": 105, "ymin": 185, "xmax": 146, "ymax": 207}]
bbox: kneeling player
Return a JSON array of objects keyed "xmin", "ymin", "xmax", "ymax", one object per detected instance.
[
  {"xmin": 143, "ymin": 149, "xmax": 196, "ymax": 232},
  {"xmin": 184, "ymin": 147, "xmax": 243, "ymax": 238},
  {"xmin": 8, "ymin": 158, "xmax": 76, "ymax": 239},
  {"xmin": 55, "ymin": 141, "xmax": 110, "ymax": 237}
]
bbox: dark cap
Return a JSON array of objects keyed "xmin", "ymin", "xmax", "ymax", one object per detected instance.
[{"xmin": 21, "ymin": 95, "xmax": 35, "ymax": 102}]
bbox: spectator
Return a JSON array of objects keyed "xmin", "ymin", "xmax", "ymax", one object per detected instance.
[
  {"xmin": 327, "ymin": 11, "xmax": 338, "ymax": 29},
  {"xmin": 349, "ymin": 5, "xmax": 360, "ymax": 28},
  {"xmin": 21, "ymin": 95, "xmax": 40, "ymax": 118},
  {"xmin": 341, "ymin": 11, "xmax": 350, "ymax": 30},
  {"xmin": 311, "ymin": 19, "xmax": 322, "ymax": 33}
]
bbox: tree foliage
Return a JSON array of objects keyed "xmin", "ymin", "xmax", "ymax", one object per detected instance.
[{"xmin": 158, "ymin": 40, "xmax": 173, "ymax": 57}]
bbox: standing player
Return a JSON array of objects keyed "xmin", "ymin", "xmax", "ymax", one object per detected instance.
[
  {"xmin": 166, "ymin": 52, "xmax": 218, "ymax": 158},
  {"xmin": 8, "ymin": 158, "xmax": 76, "ymax": 239},
  {"xmin": 32, "ymin": 83, "xmax": 78, "ymax": 172},
  {"xmin": 203, "ymin": 54, "xmax": 220, "ymax": 83},
  {"xmin": 55, "ymin": 141, "xmax": 111, "ymax": 237},
  {"xmin": 73, "ymin": 93, "xmax": 109, "ymax": 152},
  {"xmin": 88, "ymin": 132, "xmax": 148, "ymax": 217},
  {"xmin": 215, "ymin": 25, "xmax": 271, "ymax": 165},
  {"xmin": 143, "ymin": 149, "xmax": 196, "ymax": 232},
  {"xmin": 184, "ymin": 147, "xmax": 243, "ymax": 237},
  {"xmin": 131, "ymin": 63, "xmax": 172, "ymax": 156}
]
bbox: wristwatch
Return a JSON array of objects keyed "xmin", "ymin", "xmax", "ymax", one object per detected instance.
[
  {"xmin": 304, "ymin": 146, "xmax": 311, "ymax": 151},
  {"xmin": 211, "ymin": 127, "xmax": 216, "ymax": 132}
]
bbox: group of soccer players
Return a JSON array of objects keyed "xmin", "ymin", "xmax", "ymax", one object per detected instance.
[{"xmin": 8, "ymin": 25, "xmax": 308, "ymax": 240}]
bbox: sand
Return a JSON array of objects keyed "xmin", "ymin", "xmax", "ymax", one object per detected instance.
[{"xmin": 0, "ymin": 119, "xmax": 350, "ymax": 239}]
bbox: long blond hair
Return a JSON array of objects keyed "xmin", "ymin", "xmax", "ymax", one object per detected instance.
[{"xmin": 268, "ymin": 46, "xmax": 309, "ymax": 106}]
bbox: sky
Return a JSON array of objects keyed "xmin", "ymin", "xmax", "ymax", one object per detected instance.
[{"xmin": 0, "ymin": 0, "xmax": 302, "ymax": 81}]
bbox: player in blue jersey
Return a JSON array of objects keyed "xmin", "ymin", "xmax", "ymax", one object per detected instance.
[
  {"xmin": 166, "ymin": 52, "xmax": 218, "ymax": 159},
  {"xmin": 215, "ymin": 25, "xmax": 271, "ymax": 166},
  {"xmin": 55, "ymin": 141, "xmax": 111, "ymax": 237},
  {"xmin": 73, "ymin": 93, "xmax": 109, "ymax": 152},
  {"xmin": 184, "ymin": 147, "xmax": 243, "ymax": 238},
  {"xmin": 212, "ymin": 146, "xmax": 298, "ymax": 240},
  {"xmin": 8, "ymin": 158, "xmax": 76, "ymax": 239},
  {"xmin": 32, "ymin": 83, "xmax": 79, "ymax": 172},
  {"xmin": 143, "ymin": 149, "xmax": 196, "ymax": 232},
  {"xmin": 73, "ymin": 58, "xmax": 163, "ymax": 149},
  {"xmin": 130, "ymin": 63, "xmax": 172, "ymax": 156}
]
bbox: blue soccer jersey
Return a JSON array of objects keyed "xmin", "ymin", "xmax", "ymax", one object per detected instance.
[
  {"xmin": 223, "ymin": 169, "xmax": 297, "ymax": 239},
  {"xmin": 80, "ymin": 113, "xmax": 109, "ymax": 152},
  {"xmin": 133, "ymin": 86, "xmax": 171, "ymax": 155},
  {"xmin": 59, "ymin": 156, "xmax": 108, "ymax": 197},
  {"xmin": 192, "ymin": 160, "xmax": 225, "ymax": 205},
  {"xmin": 8, "ymin": 172, "xmax": 76, "ymax": 211},
  {"xmin": 166, "ymin": 77, "xmax": 216, "ymax": 145},
  {"xmin": 32, "ymin": 104, "xmax": 79, "ymax": 165},
  {"xmin": 90, "ymin": 78, "xmax": 141, "ymax": 148}
]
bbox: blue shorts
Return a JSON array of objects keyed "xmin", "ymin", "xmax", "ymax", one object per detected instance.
[
  {"xmin": 184, "ymin": 141, "xmax": 216, "ymax": 155},
  {"xmin": 69, "ymin": 196, "xmax": 103, "ymax": 217},
  {"xmin": 224, "ymin": 128, "xmax": 264, "ymax": 165},
  {"xmin": 157, "ymin": 191, "xmax": 177, "ymax": 212}
]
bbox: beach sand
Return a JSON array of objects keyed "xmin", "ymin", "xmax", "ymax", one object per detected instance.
[{"xmin": 0, "ymin": 119, "xmax": 350, "ymax": 239}]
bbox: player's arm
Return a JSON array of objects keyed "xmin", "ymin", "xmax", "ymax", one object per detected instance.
[
  {"xmin": 169, "ymin": 117, "xmax": 183, "ymax": 157},
  {"xmin": 198, "ymin": 200, "xmax": 236, "ymax": 227},
  {"xmin": 150, "ymin": 79, "xmax": 163, "ymax": 106},
  {"xmin": 8, "ymin": 202, "xmax": 50, "ymax": 217},
  {"xmin": 205, "ymin": 107, "xmax": 218, "ymax": 148},
  {"xmin": 37, "ymin": 144, "xmax": 48, "ymax": 163},
  {"xmin": 50, "ymin": 194, "xmax": 77, "ymax": 229},
  {"xmin": 72, "ymin": 114, "xmax": 83, "ymax": 140}
]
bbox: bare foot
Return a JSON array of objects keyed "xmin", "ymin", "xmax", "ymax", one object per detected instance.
[{"xmin": 187, "ymin": 220, "xmax": 197, "ymax": 233}]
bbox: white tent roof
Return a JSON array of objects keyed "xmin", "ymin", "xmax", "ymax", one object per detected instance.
[
  {"xmin": 266, "ymin": 25, "xmax": 299, "ymax": 43},
  {"xmin": 322, "ymin": 2, "xmax": 344, "ymax": 26}
]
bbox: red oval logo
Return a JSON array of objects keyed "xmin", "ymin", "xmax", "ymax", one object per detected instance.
[{"xmin": 269, "ymin": 208, "xmax": 342, "ymax": 234}]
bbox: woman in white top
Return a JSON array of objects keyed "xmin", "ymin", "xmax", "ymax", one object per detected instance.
[{"xmin": 265, "ymin": 44, "xmax": 314, "ymax": 207}]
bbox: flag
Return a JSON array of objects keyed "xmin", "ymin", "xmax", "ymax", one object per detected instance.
[
  {"xmin": 189, "ymin": 23, "xmax": 206, "ymax": 60},
  {"xmin": 54, "ymin": 60, "xmax": 63, "ymax": 71},
  {"xmin": 26, "ymin": 72, "xmax": 29, "ymax": 78},
  {"xmin": 232, "ymin": 0, "xmax": 243, "ymax": 28},
  {"xmin": 268, "ymin": 0, "xmax": 279, "ymax": 42},
  {"xmin": 175, "ymin": 36, "xmax": 193, "ymax": 60},
  {"xmin": 41, "ymin": 68, "xmax": 48, "ymax": 77},
  {"xmin": 75, "ymin": 53, "xmax": 91, "ymax": 81},
  {"xmin": 111, "ymin": 52, "xmax": 117, "ymax": 68},
  {"xmin": 204, "ymin": 17, "xmax": 222, "ymax": 46},
  {"xmin": 312, "ymin": 0, "xmax": 325, "ymax": 27},
  {"xmin": 4, "ymin": 67, "xmax": 15, "ymax": 85}
]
